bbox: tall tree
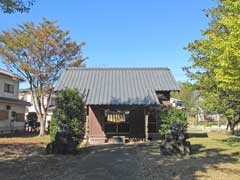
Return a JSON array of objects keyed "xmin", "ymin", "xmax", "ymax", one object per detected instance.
[
  {"xmin": 0, "ymin": 18, "xmax": 85, "ymax": 136},
  {"xmin": 185, "ymin": 0, "xmax": 240, "ymax": 133},
  {"xmin": 0, "ymin": 0, "xmax": 34, "ymax": 13},
  {"xmin": 171, "ymin": 82, "xmax": 199, "ymax": 117}
]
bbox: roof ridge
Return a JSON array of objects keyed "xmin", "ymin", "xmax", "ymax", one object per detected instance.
[{"xmin": 67, "ymin": 67, "xmax": 170, "ymax": 70}]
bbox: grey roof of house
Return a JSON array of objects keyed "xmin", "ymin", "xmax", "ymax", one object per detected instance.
[
  {"xmin": 0, "ymin": 97, "xmax": 31, "ymax": 106},
  {"xmin": 0, "ymin": 69, "xmax": 24, "ymax": 81},
  {"xmin": 55, "ymin": 67, "xmax": 180, "ymax": 105}
]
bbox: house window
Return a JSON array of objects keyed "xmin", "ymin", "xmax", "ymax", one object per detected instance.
[
  {"xmin": 6, "ymin": 105, "xmax": 11, "ymax": 110},
  {"xmin": 16, "ymin": 113, "xmax": 25, "ymax": 122},
  {"xmin": 105, "ymin": 110, "xmax": 130, "ymax": 134},
  {"xmin": 0, "ymin": 110, "xmax": 8, "ymax": 121},
  {"xmin": 4, "ymin": 83, "xmax": 14, "ymax": 93},
  {"xmin": 10, "ymin": 111, "xmax": 25, "ymax": 122}
]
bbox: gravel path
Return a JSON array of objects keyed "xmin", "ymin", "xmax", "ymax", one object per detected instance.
[
  {"xmin": 1, "ymin": 143, "xmax": 145, "ymax": 180},
  {"xmin": 66, "ymin": 144, "xmax": 145, "ymax": 180}
]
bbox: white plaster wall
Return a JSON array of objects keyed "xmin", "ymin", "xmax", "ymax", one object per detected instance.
[
  {"xmin": 0, "ymin": 75, "xmax": 19, "ymax": 99},
  {"xmin": 19, "ymin": 91, "xmax": 54, "ymax": 128},
  {"xmin": 19, "ymin": 93, "xmax": 36, "ymax": 112},
  {"xmin": 0, "ymin": 103, "xmax": 26, "ymax": 132}
]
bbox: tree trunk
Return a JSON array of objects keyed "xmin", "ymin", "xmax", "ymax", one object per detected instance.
[
  {"xmin": 226, "ymin": 121, "xmax": 230, "ymax": 131},
  {"xmin": 226, "ymin": 114, "xmax": 240, "ymax": 134},
  {"xmin": 230, "ymin": 122, "xmax": 235, "ymax": 134},
  {"xmin": 39, "ymin": 113, "xmax": 47, "ymax": 136},
  {"xmin": 226, "ymin": 120, "xmax": 236, "ymax": 134}
]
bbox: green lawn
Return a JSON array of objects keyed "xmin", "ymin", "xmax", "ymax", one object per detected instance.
[
  {"xmin": 138, "ymin": 131, "xmax": 240, "ymax": 180},
  {"xmin": 189, "ymin": 131, "xmax": 240, "ymax": 179},
  {"xmin": 188, "ymin": 117, "xmax": 227, "ymax": 126},
  {"xmin": 197, "ymin": 121, "xmax": 227, "ymax": 126}
]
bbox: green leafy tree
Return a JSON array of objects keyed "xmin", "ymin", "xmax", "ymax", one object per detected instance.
[
  {"xmin": 0, "ymin": 0, "xmax": 34, "ymax": 13},
  {"xmin": 159, "ymin": 107, "xmax": 187, "ymax": 138},
  {"xmin": 0, "ymin": 18, "xmax": 86, "ymax": 136},
  {"xmin": 171, "ymin": 82, "xmax": 199, "ymax": 117},
  {"xmin": 50, "ymin": 113, "xmax": 58, "ymax": 141},
  {"xmin": 185, "ymin": 0, "xmax": 240, "ymax": 133},
  {"xmin": 50, "ymin": 89, "xmax": 86, "ymax": 146}
]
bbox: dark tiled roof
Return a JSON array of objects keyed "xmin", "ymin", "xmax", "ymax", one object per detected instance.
[
  {"xmin": 55, "ymin": 67, "xmax": 180, "ymax": 105},
  {"xmin": 0, "ymin": 97, "xmax": 31, "ymax": 106}
]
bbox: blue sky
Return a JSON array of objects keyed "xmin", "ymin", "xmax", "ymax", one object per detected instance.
[{"xmin": 0, "ymin": 0, "xmax": 216, "ymax": 88}]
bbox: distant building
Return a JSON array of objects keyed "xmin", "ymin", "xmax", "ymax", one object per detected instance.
[
  {"xmin": 19, "ymin": 89, "xmax": 56, "ymax": 128},
  {"xmin": 170, "ymin": 98, "xmax": 185, "ymax": 109},
  {"xmin": 0, "ymin": 69, "xmax": 30, "ymax": 133}
]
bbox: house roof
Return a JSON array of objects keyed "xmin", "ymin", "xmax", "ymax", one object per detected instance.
[
  {"xmin": 55, "ymin": 67, "xmax": 180, "ymax": 105},
  {"xmin": 0, "ymin": 97, "xmax": 31, "ymax": 106},
  {"xmin": 19, "ymin": 88, "xmax": 30, "ymax": 93},
  {"xmin": 0, "ymin": 69, "xmax": 24, "ymax": 81}
]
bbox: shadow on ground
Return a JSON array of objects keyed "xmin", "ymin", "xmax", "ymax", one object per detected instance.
[
  {"xmin": 0, "ymin": 132, "xmax": 39, "ymax": 138},
  {"xmin": 138, "ymin": 142, "xmax": 240, "ymax": 180},
  {"xmin": 187, "ymin": 132, "xmax": 208, "ymax": 138},
  {"xmin": 217, "ymin": 136, "xmax": 240, "ymax": 147}
]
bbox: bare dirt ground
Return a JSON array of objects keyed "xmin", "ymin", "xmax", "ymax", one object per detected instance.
[
  {"xmin": 0, "ymin": 133, "xmax": 143, "ymax": 180},
  {"xmin": 0, "ymin": 131, "xmax": 240, "ymax": 180}
]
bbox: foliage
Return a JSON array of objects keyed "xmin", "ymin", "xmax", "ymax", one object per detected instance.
[
  {"xmin": 50, "ymin": 113, "xmax": 58, "ymax": 142},
  {"xmin": 171, "ymin": 82, "xmax": 199, "ymax": 117},
  {"xmin": 159, "ymin": 107, "xmax": 187, "ymax": 138},
  {"xmin": 26, "ymin": 112, "xmax": 38, "ymax": 122},
  {"xmin": 0, "ymin": 0, "xmax": 34, "ymax": 13},
  {"xmin": 26, "ymin": 112, "xmax": 40, "ymax": 130},
  {"xmin": 0, "ymin": 18, "xmax": 85, "ymax": 135},
  {"xmin": 197, "ymin": 120, "xmax": 227, "ymax": 127},
  {"xmin": 184, "ymin": 0, "xmax": 240, "ymax": 133},
  {"xmin": 50, "ymin": 89, "xmax": 86, "ymax": 146}
]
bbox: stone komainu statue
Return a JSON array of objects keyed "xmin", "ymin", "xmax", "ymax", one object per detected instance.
[
  {"xmin": 160, "ymin": 123, "xmax": 191, "ymax": 156},
  {"xmin": 46, "ymin": 120, "xmax": 77, "ymax": 154}
]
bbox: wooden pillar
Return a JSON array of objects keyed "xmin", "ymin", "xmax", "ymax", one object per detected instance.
[
  {"xmin": 85, "ymin": 106, "xmax": 90, "ymax": 143},
  {"xmin": 145, "ymin": 109, "xmax": 149, "ymax": 142},
  {"xmin": 85, "ymin": 115, "xmax": 89, "ymax": 142}
]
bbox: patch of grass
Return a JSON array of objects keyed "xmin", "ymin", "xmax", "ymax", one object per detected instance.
[
  {"xmin": 138, "ymin": 131, "xmax": 240, "ymax": 180},
  {"xmin": 189, "ymin": 132, "xmax": 240, "ymax": 179},
  {"xmin": 0, "ymin": 132, "xmax": 49, "ymax": 145},
  {"xmin": 0, "ymin": 132, "xmax": 50, "ymax": 161},
  {"xmin": 197, "ymin": 120, "xmax": 227, "ymax": 126},
  {"xmin": 189, "ymin": 131, "xmax": 240, "ymax": 154},
  {"xmin": 220, "ymin": 137, "xmax": 240, "ymax": 147},
  {"xmin": 188, "ymin": 116, "xmax": 227, "ymax": 126}
]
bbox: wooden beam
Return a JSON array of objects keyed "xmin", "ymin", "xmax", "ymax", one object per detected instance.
[
  {"xmin": 85, "ymin": 105, "xmax": 90, "ymax": 143},
  {"xmin": 145, "ymin": 109, "xmax": 149, "ymax": 142}
]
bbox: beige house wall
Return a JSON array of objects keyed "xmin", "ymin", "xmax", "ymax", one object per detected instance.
[
  {"xmin": 0, "ymin": 102, "xmax": 26, "ymax": 133},
  {"xmin": 0, "ymin": 74, "xmax": 19, "ymax": 99},
  {"xmin": 0, "ymin": 72, "xmax": 27, "ymax": 133},
  {"xmin": 19, "ymin": 91, "xmax": 54, "ymax": 127}
]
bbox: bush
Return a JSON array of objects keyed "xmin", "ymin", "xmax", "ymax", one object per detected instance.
[
  {"xmin": 50, "ymin": 113, "xmax": 58, "ymax": 141},
  {"xmin": 26, "ymin": 112, "xmax": 38, "ymax": 123},
  {"xmin": 26, "ymin": 112, "xmax": 40, "ymax": 131},
  {"xmin": 159, "ymin": 107, "xmax": 187, "ymax": 138},
  {"xmin": 50, "ymin": 89, "xmax": 86, "ymax": 146}
]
